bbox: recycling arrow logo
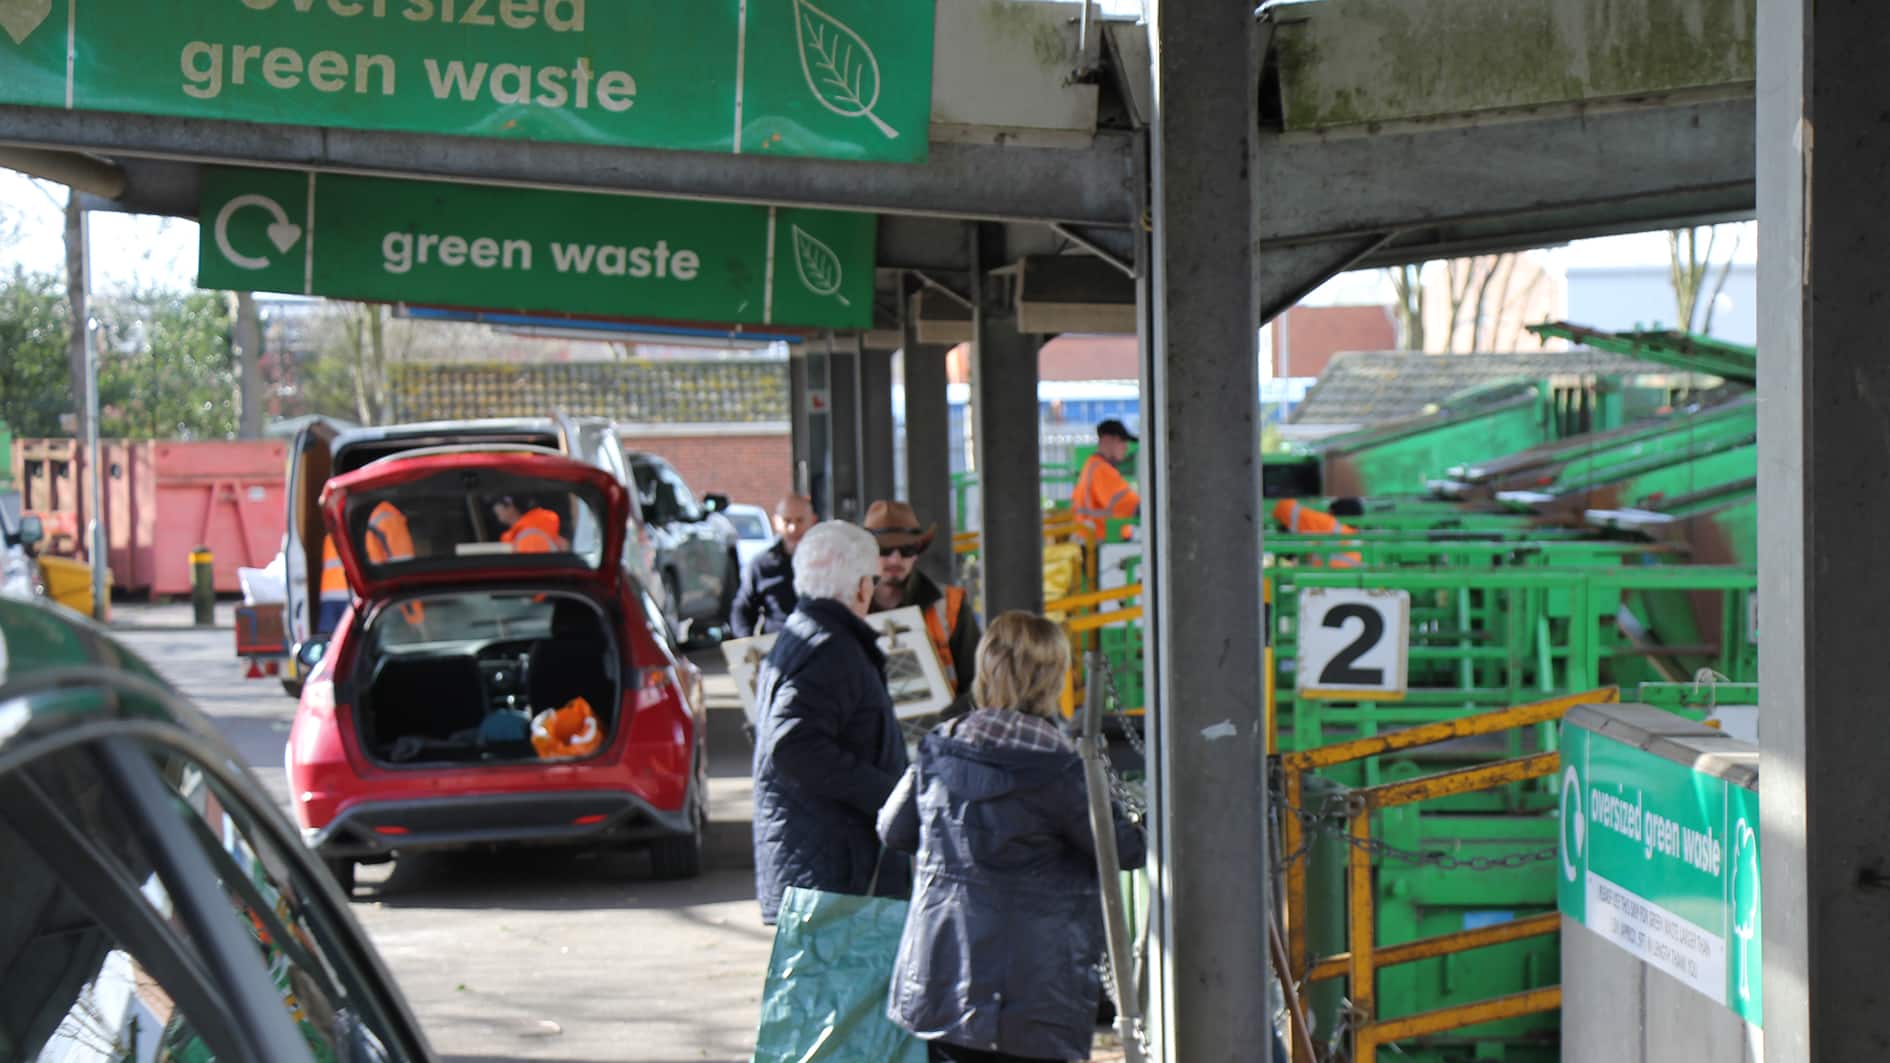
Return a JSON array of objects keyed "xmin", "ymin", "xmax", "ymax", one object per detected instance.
[
  {"xmin": 1561, "ymin": 764, "xmax": 1585, "ymax": 883},
  {"xmin": 214, "ymin": 194, "xmax": 303, "ymax": 271},
  {"xmin": 0, "ymin": 0, "xmax": 51, "ymax": 46}
]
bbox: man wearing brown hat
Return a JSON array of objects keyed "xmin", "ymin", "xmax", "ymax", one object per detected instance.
[{"xmin": 863, "ymin": 500, "xmax": 980, "ymax": 716}]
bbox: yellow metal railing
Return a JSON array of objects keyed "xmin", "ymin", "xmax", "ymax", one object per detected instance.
[
  {"xmin": 1045, "ymin": 583, "xmax": 1143, "ymax": 717},
  {"xmin": 1277, "ymin": 687, "xmax": 1619, "ymax": 1063}
]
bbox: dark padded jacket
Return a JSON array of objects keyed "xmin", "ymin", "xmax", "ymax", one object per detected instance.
[
  {"xmin": 731, "ymin": 539, "xmax": 797, "ymax": 637},
  {"xmin": 878, "ymin": 713, "xmax": 1146, "ymax": 1061},
  {"xmin": 751, "ymin": 597, "xmax": 912, "ymax": 924}
]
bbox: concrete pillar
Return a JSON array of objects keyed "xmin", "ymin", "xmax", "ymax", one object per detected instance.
[
  {"xmin": 788, "ymin": 346, "xmax": 831, "ymax": 518},
  {"xmin": 971, "ymin": 223, "xmax": 1042, "ymax": 616},
  {"xmin": 902, "ymin": 294, "xmax": 957, "ymax": 587},
  {"xmin": 1144, "ymin": 1, "xmax": 1269, "ymax": 1059},
  {"xmin": 1757, "ymin": 3, "xmax": 1890, "ymax": 1058},
  {"xmin": 828, "ymin": 334, "xmax": 863, "ymax": 522},
  {"xmin": 860, "ymin": 345, "xmax": 896, "ymax": 508}
]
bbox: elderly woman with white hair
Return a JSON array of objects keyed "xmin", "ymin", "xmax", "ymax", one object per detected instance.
[{"xmin": 750, "ymin": 520, "xmax": 912, "ymax": 924}]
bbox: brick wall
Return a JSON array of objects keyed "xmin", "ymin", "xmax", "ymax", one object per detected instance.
[{"xmin": 619, "ymin": 425, "xmax": 792, "ymax": 510}]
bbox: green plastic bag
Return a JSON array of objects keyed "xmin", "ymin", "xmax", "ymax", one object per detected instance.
[{"xmin": 751, "ymin": 886, "xmax": 927, "ymax": 1063}]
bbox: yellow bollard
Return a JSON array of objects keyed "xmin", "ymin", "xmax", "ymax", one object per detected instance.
[{"xmin": 190, "ymin": 547, "xmax": 215, "ymax": 627}]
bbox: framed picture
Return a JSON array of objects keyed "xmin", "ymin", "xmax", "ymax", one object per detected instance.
[{"xmin": 721, "ymin": 605, "xmax": 954, "ymax": 727}]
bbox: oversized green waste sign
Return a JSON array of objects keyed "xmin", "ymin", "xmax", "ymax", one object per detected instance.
[
  {"xmin": 0, "ymin": 0, "xmax": 935, "ymax": 162},
  {"xmin": 1558, "ymin": 723, "xmax": 1762, "ymax": 1028},
  {"xmin": 199, "ymin": 167, "xmax": 875, "ymax": 328}
]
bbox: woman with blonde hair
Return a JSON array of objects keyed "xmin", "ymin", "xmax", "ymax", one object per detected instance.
[{"xmin": 878, "ymin": 611, "xmax": 1145, "ymax": 1063}]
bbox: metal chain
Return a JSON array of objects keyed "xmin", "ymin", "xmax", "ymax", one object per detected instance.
[
  {"xmin": 1271, "ymin": 791, "xmax": 1560, "ymax": 874},
  {"xmin": 1092, "ymin": 654, "xmax": 1148, "ymax": 823}
]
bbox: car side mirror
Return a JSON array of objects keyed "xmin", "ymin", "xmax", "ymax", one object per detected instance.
[
  {"xmin": 297, "ymin": 638, "xmax": 329, "ymax": 671},
  {"xmin": 703, "ymin": 493, "xmax": 730, "ymax": 514},
  {"xmin": 15, "ymin": 515, "xmax": 42, "ymax": 547}
]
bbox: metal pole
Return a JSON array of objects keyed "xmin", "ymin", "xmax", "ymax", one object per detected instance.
[
  {"xmin": 85, "ymin": 307, "xmax": 106, "ymax": 621},
  {"xmin": 1145, "ymin": 0, "xmax": 1269, "ymax": 1058},
  {"xmin": 79, "ymin": 200, "xmax": 108, "ymax": 620},
  {"xmin": 1081, "ymin": 651, "xmax": 1147, "ymax": 1063}
]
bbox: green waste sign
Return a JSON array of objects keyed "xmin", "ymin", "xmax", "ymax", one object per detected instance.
[
  {"xmin": 198, "ymin": 167, "xmax": 875, "ymax": 329},
  {"xmin": 1558, "ymin": 723, "xmax": 1762, "ymax": 1028},
  {"xmin": 0, "ymin": 0, "xmax": 935, "ymax": 162}
]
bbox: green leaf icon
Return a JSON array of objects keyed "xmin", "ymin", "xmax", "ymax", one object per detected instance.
[
  {"xmin": 0, "ymin": 0, "xmax": 52, "ymax": 45},
  {"xmin": 791, "ymin": 225, "xmax": 850, "ymax": 306},
  {"xmin": 792, "ymin": 0, "xmax": 899, "ymax": 140}
]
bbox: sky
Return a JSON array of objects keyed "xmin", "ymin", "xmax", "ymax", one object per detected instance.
[{"xmin": 0, "ymin": 168, "xmax": 1757, "ymax": 302}]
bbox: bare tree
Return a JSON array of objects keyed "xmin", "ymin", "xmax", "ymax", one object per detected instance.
[
  {"xmin": 305, "ymin": 303, "xmax": 420, "ymax": 425},
  {"xmin": 1387, "ymin": 264, "xmax": 1425, "ymax": 351},
  {"xmin": 1668, "ymin": 225, "xmax": 1741, "ymax": 334}
]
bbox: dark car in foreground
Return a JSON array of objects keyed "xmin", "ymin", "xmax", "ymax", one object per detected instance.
[
  {"xmin": 288, "ymin": 447, "xmax": 708, "ymax": 892},
  {"xmin": 0, "ymin": 595, "xmax": 433, "ymax": 1062}
]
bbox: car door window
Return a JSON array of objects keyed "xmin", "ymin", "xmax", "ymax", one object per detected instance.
[
  {"xmin": 657, "ymin": 466, "xmax": 702, "ymax": 523},
  {"xmin": 0, "ymin": 682, "xmax": 412, "ymax": 1063}
]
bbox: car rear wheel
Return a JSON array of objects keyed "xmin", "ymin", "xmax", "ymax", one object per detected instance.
[
  {"xmin": 323, "ymin": 855, "xmax": 357, "ymax": 896},
  {"xmin": 648, "ymin": 802, "xmax": 703, "ymax": 880}
]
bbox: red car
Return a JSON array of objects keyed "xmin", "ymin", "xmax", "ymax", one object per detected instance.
[{"xmin": 286, "ymin": 447, "xmax": 707, "ymax": 893}]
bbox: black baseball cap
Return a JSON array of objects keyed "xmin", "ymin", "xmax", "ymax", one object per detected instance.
[{"xmin": 1097, "ymin": 419, "xmax": 1138, "ymax": 443}]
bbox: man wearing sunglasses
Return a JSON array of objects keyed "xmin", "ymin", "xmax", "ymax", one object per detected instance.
[{"xmin": 864, "ymin": 499, "xmax": 980, "ymax": 717}]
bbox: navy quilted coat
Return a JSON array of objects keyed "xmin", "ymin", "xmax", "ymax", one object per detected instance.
[
  {"xmin": 877, "ymin": 715, "xmax": 1146, "ymax": 1060},
  {"xmin": 751, "ymin": 597, "xmax": 911, "ymax": 924}
]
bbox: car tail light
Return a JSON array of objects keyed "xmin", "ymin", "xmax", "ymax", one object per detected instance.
[
  {"xmin": 572, "ymin": 814, "xmax": 608, "ymax": 826},
  {"xmin": 374, "ymin": 826, "xmax": 409, "ymax": 836},
  {"xmin": 635, "ymin": 669, "xmax": 680, "ymax": 711}
]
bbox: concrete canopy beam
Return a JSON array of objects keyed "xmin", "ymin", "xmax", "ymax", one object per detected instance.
[
  {"xmin": 1273, "ymin": 0, "xmax": 1753, "ymax": 132},
  {"xmin": 0, "ymin": 106, "xmax": 1138, "ymax": 226},
  {"xmin": 1256, "ymin": 96, "xmax": 1755, "ymax": 248}
]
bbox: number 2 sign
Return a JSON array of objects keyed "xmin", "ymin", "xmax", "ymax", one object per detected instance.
[{"xmin": 1296, "ymin": 588, "xmax": 1411, "ymax": 700}]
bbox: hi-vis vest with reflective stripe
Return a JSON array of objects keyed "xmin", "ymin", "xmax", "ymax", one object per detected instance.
[
  {"xmin": 502, "ymin": 508, "xmax": 567, "ymax": 553},
  {"xmin": 921, "ymin": 586, "xmax": 968, "ymax": 688},
  {"xmin": 1072, "ymin": 453, "xmax": 1138, "ymax": 540},
  {"xmin": 1271, "ymin": 500, "xmax": 1362, "ymax": 568},
  {"xmin": 319, "ymin": 537, "xmax": 349, "ymax": 601},
  {"xmin": 364, "ymin": 501, "xmax": 415, "ymax": 563}
]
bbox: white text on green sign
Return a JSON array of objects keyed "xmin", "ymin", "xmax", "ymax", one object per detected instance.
[
  {"xmin": 197, "ymin": 168, "xmax": 875, "ymax": 330},
  {"xmin": 1557, "ymin": 722, "xmax": 1762, "ymax": 1028},
  {"xmin": 0, "ymin": 0, "xmax": 935, "ymax": 162}
]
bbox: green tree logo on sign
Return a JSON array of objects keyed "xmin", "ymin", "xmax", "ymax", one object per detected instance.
[
  {"xmin": 791, "ymin": 225, "xmax": 850, "ymax": 307},
  {"xmin": 0, "ymin": 0, "xmax": 50, "ymax": 45},
  {"xmin": 792, "ymin": 0, "xmax": 899, "ymax": 139}
]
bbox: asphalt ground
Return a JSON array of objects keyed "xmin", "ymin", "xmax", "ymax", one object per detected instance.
[{"xmin": 112, "ymin": 602, "xmax": 774, "ymax": 1063}]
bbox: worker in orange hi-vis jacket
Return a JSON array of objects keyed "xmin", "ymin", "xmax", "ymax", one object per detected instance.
[
  {"xmin": 1272, "ymin": 498, "xmax": 1363, "ymax": 568},
  {"xmin": 1071, "ymin": 419, "xmax": 1141, "ymax": 542},
  {"xmin": 493, "ymin": 495, "xmax": 569, "ymax": 554}
]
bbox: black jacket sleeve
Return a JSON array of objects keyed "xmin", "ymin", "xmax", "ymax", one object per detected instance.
[{"xmin": 730, "ymin": 556, "xmax": 765, "ymax": 638}]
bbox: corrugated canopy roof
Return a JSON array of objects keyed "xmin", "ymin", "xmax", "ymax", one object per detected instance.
[{"xmin": 1290, "ymin": 350, "xmax": 1687, "ymax": 426}]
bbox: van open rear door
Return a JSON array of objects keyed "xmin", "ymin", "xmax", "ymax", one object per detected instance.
[{"xmin": 284, "ymin": 419, "xmax": 339, "ymax": 655}]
